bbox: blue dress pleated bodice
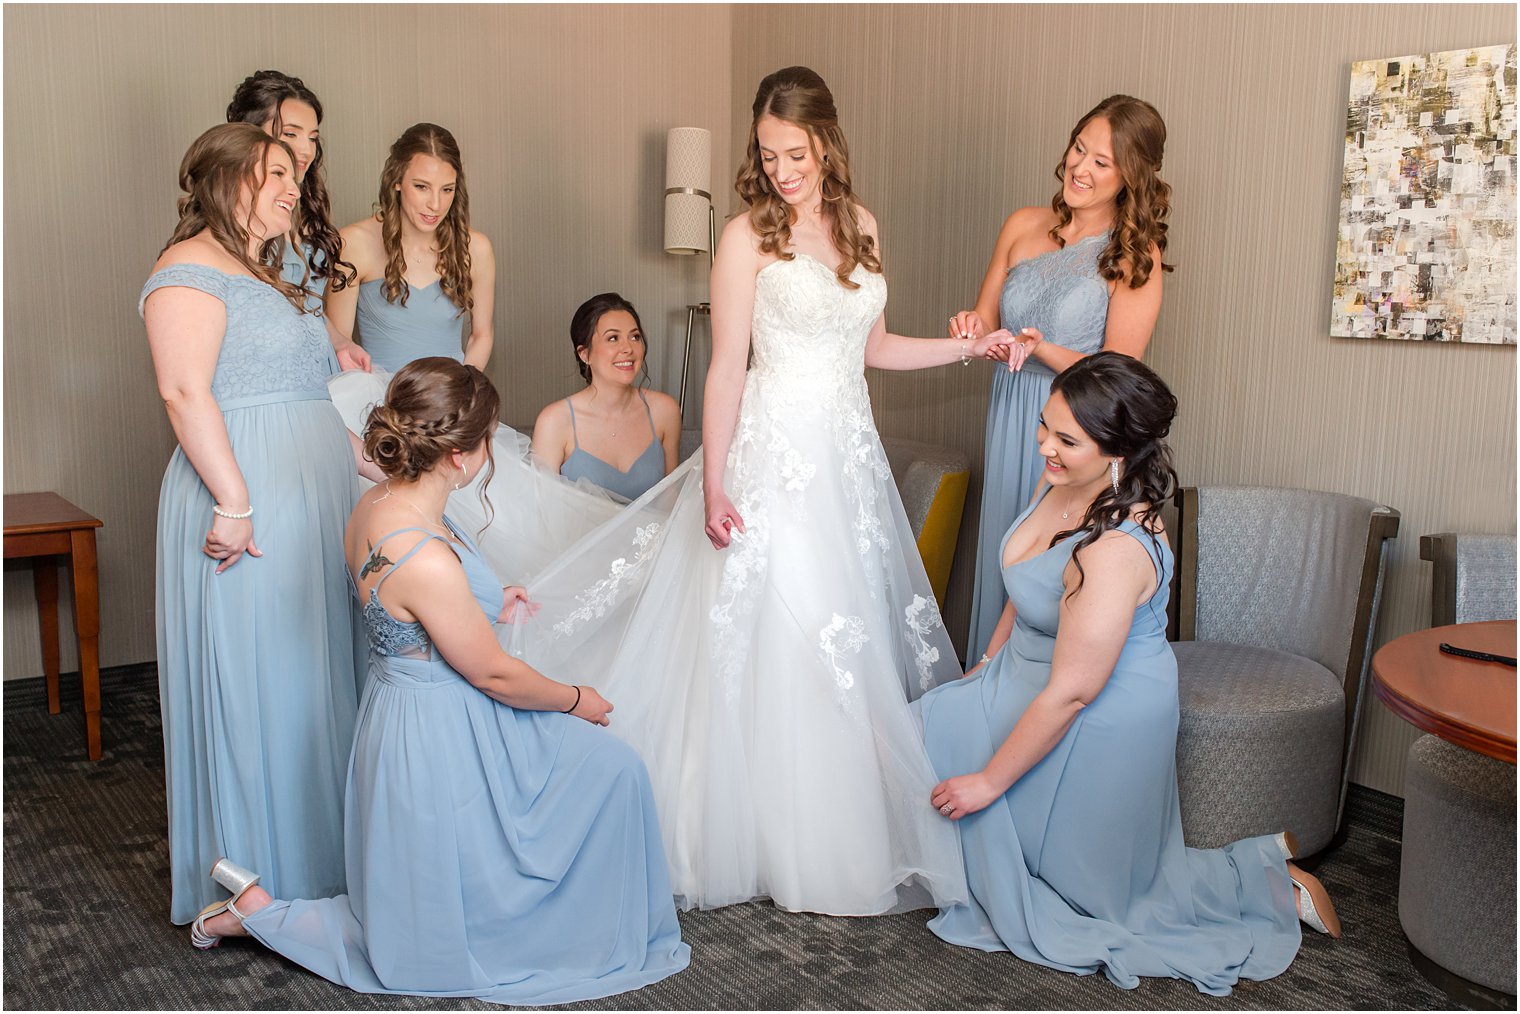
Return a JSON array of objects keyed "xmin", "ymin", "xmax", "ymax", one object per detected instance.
[
  {"xmin": 919, "ymin": 492, "xmax": 1300, "ymax": 994},
  {"xmin": 354, "ymin": 278, "xmax": 464, "ymax": 373},
  {"xmin": 280, "ymin": 238, "xmax": 327, "ymax": 315},
  {"xmin": 242, "ymin": 518, "xmax": 691, "ymax": 1005},
  {"xmin": 559, "ymin": 390, "xmax": 666, "ymax": 502},
  {"xmin": 140, "ymin": 262, "xmax": 358, "ymax": 924},
  {"xmin": 968, "ymin": 233, "xmax": 1112, "ymax": 660}
]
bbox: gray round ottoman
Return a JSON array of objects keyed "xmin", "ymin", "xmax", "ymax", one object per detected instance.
[{"xmin": 1399, "ymin": 734, "xmax": 1517, "ymax": 996}]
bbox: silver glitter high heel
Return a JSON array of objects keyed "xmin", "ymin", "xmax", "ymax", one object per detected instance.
[{"xmin": 189, "ymin": 858, "xmax": 261, "ymax": 950}]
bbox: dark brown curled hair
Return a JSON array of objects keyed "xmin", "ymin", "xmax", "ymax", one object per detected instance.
[
  {"xmin": 376, "ymin": 123, "xmax": 472, "ymax": 316},
  {"xmin": 161, "ymin": 123, "xmax": 308, "ymax": 311},
  {"xmin": 569, "ymin": 292, "xmax": 649, "ymax": 386},
  {"xmin": 226, "ymin": 70, "xmax": 355, "ymax": 292},
  {"xmin": 364, "ymin": 358, "xmax": 500, "ymax": 524},
  {"xmin": 1050, "ymin": 95, "xmax": 1173, "ymax": 289},
  {"xmin": 1048, "ymin": 351, "xmax": 1179, "ymax": 596},
  {"xmin": 734, "ymin": 66, "xmax": 880, "ymax": 289}
]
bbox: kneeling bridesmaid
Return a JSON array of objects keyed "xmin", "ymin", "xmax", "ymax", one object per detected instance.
[
  {"xmin": 191, "ymin": 358, "xmax": 690, "ymax": 1005},
  {"xmin": 921, "ymin": 352, "xmax": 1335, "ymax": 997}
]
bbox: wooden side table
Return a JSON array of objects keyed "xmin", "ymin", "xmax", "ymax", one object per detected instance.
[
  {"xmin": 1371, "ymin": 620, "xmax": 1517, "ymax": 763},
  {"xmin": 4, "ymin": 492, "xmax": 104, "ymax": 760}
]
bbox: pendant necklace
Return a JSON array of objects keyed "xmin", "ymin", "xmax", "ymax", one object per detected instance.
[{"xmin": 378, "ymin": 483, "xmax": 446, "ymax": 532}]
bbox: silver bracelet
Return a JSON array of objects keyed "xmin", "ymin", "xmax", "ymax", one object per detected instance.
[
  {"xmin": 959, "ymin": 342, "xmax": 972, "ymax": 366},
  {"xmin": 212, "ymin": 503, "xmax": 253, "ymax": 520},
  {"xmin": 977, "ymin": 654, "xmax": 991, "ymax": 667}
]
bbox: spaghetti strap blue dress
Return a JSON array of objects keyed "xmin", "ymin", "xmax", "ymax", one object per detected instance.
[{"xmin": 242, "ymin": 520, "xmax": 691, "ymax": 1005}]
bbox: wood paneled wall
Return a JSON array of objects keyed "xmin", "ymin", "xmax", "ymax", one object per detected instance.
[
  {"xmin": 729, "ymin": 3, "xmax": 1515, "ymax": 794},
  {"xmin": 3, "ymin": 4, "xmax": 732, "ymax": 675}
]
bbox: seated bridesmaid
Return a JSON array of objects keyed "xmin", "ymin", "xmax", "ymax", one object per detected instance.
[
  {"xmin": 189, "ymin": 358, "xmax": 691, "ymax": 1005},
  {"xmin": 326, "ymin": 123, "xmax": 494, "ymax": 372},
  {"xmin": 530, "ymin": 293, "xmax": 681, "ymax": 502},
  {"xmin": 920, "ymin": 352, "xmax": 1336, "ymax": 997}
]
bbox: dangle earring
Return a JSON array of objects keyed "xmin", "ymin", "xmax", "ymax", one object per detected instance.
[
  {"xmin": 1110, "ymin": 459, "xmax": 1121, "ymax": 494},
  {"xmin": 454, "ymin": 458, "xmax": 468, "ymax": 491}
]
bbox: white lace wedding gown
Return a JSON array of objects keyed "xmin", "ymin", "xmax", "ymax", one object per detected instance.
[{"xmin": 500, "ymin": 253, "xmax": 968, "ymax": 915}]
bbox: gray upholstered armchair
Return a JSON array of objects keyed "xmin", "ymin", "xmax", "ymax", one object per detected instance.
[
  {"xmin": 1168, "ymin": 486, "xmax": 1400, "ymax": 855},
  {"xmin": 1399, "ymin": 532, "xmax": 1516, "ymax": 1001}
]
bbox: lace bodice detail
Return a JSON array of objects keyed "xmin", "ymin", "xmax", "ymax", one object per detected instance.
[
  {"xmin": 139, "ymin": 263, "xmax": 336, "ymax": 405},
  {"xmin": 999, "ymin": 233, "xmax": 1111, "ymax": 377},
  {"xmin": 748, "ymin": 253, "xmax": 887, "ymax": 392}
]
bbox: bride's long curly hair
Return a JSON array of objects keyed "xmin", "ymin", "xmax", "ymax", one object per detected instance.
[
  {"xmin": 225, "ymin": 69, "xmax": 355, "ymax": 292},
  {"xmin": 375, "ymin": 123, "xmax": 473, "ymax": 317},
  {"xmin": 1048, "ymin": 351, "xmax": 1179, "ymax": 596},
  {"xmin": 734, "ymin": 66, "xmax": 880, "ymax": 289},
  {"xmin": 1049, "ymin": 95, "xmax": 1173, "ymax": 289},
  {"xmin": 161, "ymin": 123, "xmax": 308, "ymax": 311}
]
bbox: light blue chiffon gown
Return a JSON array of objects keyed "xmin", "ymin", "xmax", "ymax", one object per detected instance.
[
  {"xmin": 919, "ymin": 492, "xmax": 1301, "ymax": 995},
  {"xmin": 558, "ymin": 390, "xmax": 667, "ymax": 502},
  {"xmin": 142, "ymin": 263, "xmax": 359, "ymax": 925},
  {"xmin": 968, "ymin": 234, "xmax": 1111, "ymax": 660},
  {"xmin": 242, "ymin": 521, "xmax": 691, "ymax": 1005},
  {"xmin": 354, "ymin": 278, "xmax": 464, "ymax": 373},
  {"xmin": 280, "ymin": 238, "xmax": 324, "ymax": 312}
]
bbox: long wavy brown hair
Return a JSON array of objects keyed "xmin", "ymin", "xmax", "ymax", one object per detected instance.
[
  {"xmin": 225, "ymin": 70, "xmax": 355, "ymax": 292},
  {"xmin": 1049, "ymin": 95, "xmax": 1173, "ymax": 289},
  {"xmin": 375, "ymin": 123, "xmax": 472, "ymax": 318},
  {"xmin": 1048, "ymin": 351, "xmax": 1179, "ymax": 598},
  {"xmin": 160, "ymin": 123, "xmax": 309, "ymax": 311},
  {"xmin": 734, "ymin": 66, "xmax": 880, "ymax": 289}
]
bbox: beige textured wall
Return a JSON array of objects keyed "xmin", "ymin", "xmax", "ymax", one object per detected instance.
[
  {"xmin": 3, "ymin": 5, "xmax": 731, "ymax": 676},
  {"xmin": 6, "ymin": 4, "xmax": 1513, "ymax": 796},
  {"xmin": 730, "ymin": 4, "xmax": 1516, "ymax": 794}
]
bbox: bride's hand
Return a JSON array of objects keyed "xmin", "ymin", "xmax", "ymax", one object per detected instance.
[
  {"xmin": 973, "ymin": 329, "xmax": 1016, "ymax": 363},
  {"xmin": 498, "ymin": 586, "xmax": 539, "ymax": 624},
  {"xmin": 704, "ymin": 490, "xmax": 746, "ymax": 551},
  {"xmin": 571, "ymin": 685, "xmax": 614, "ymax": 726},
  {"xmin": 931, "ymin": 771, "xmax": 1002, "ymax": 820}
]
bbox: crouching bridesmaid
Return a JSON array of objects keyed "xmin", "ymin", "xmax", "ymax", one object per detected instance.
[{"xmin": 190, "ymin": 358, "xmax": 690, "ymax": 1005}]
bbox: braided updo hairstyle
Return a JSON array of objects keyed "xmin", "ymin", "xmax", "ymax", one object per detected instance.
[
  {"xmin": 1048, "ymin": 351, "xmax": 1179, "ymax": 595},
  {"xmin": 364, "ymin": 358, "xmax": 500, "ymax": 514}
]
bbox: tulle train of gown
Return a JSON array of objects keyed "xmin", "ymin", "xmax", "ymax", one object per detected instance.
[
  {"xmin": 919, "ymin": 491, "xmax": 1300, "ymax": 995},
  {"xmin": 242, "ymin": 520, "xmax": 690, "ymax": 1005},
  {"xmin": 499, "ymin": 253, "xmax": 968, "ymax": 915},
  {"xmin": 326, "ymin": 370, "xmax": 625, "ymax": 583}
]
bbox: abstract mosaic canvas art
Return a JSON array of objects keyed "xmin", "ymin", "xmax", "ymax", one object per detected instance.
[{"xmin": 1331, "ymin": 45, "xmax": 1516, "ymax": 344}]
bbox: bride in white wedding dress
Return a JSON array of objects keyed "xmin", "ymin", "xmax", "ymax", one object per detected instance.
[{"xmin": 498, "ymin": 67, "xmax": 1010, "ymax": 916}]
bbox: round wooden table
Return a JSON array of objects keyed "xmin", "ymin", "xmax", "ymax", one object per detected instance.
[{"xmin": 1372, "ymin": 619, "xmax": 1516, "ymax": 763}]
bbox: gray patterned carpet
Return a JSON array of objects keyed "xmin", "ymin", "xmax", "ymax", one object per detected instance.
[{"xmin": 3, "ymin": 667, "xmax": 1466, "ymax": 1010}]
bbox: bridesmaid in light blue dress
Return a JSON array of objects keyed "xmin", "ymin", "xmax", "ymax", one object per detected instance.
[
  {"xmin": 532, "ymin": 293, "xmax": 681, "ymax": 503},
  {"xmin": 921, "ymin": 354, "xmax": 1338, "ymax": 996},
  {"xmin": 143, "ymin": 125, "xmax": 373, "ymax": 925},
  {"xmin": 955, "ymin": 96, "xmax": 1172, "ymax": 661},
  {"xmin": 225, "ymin": 69, "xmax": 368, "ymax": 370},
  {"xmin": 326, "ymin": 123, "xmax": 495, "ymax": 374},
  {"xmin": 193, "ymin": 359, "xmax": 690, "ymax": 1005}
]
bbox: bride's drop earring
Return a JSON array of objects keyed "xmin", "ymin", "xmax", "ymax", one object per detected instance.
[{"xmin": 1110, "ymin": 459, "xmax": 1120, "ymax": 494}]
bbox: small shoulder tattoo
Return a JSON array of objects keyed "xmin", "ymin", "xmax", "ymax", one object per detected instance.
[{"xmin": 359, "ymin": 539, "xmax": 393, "ymax": 580}]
